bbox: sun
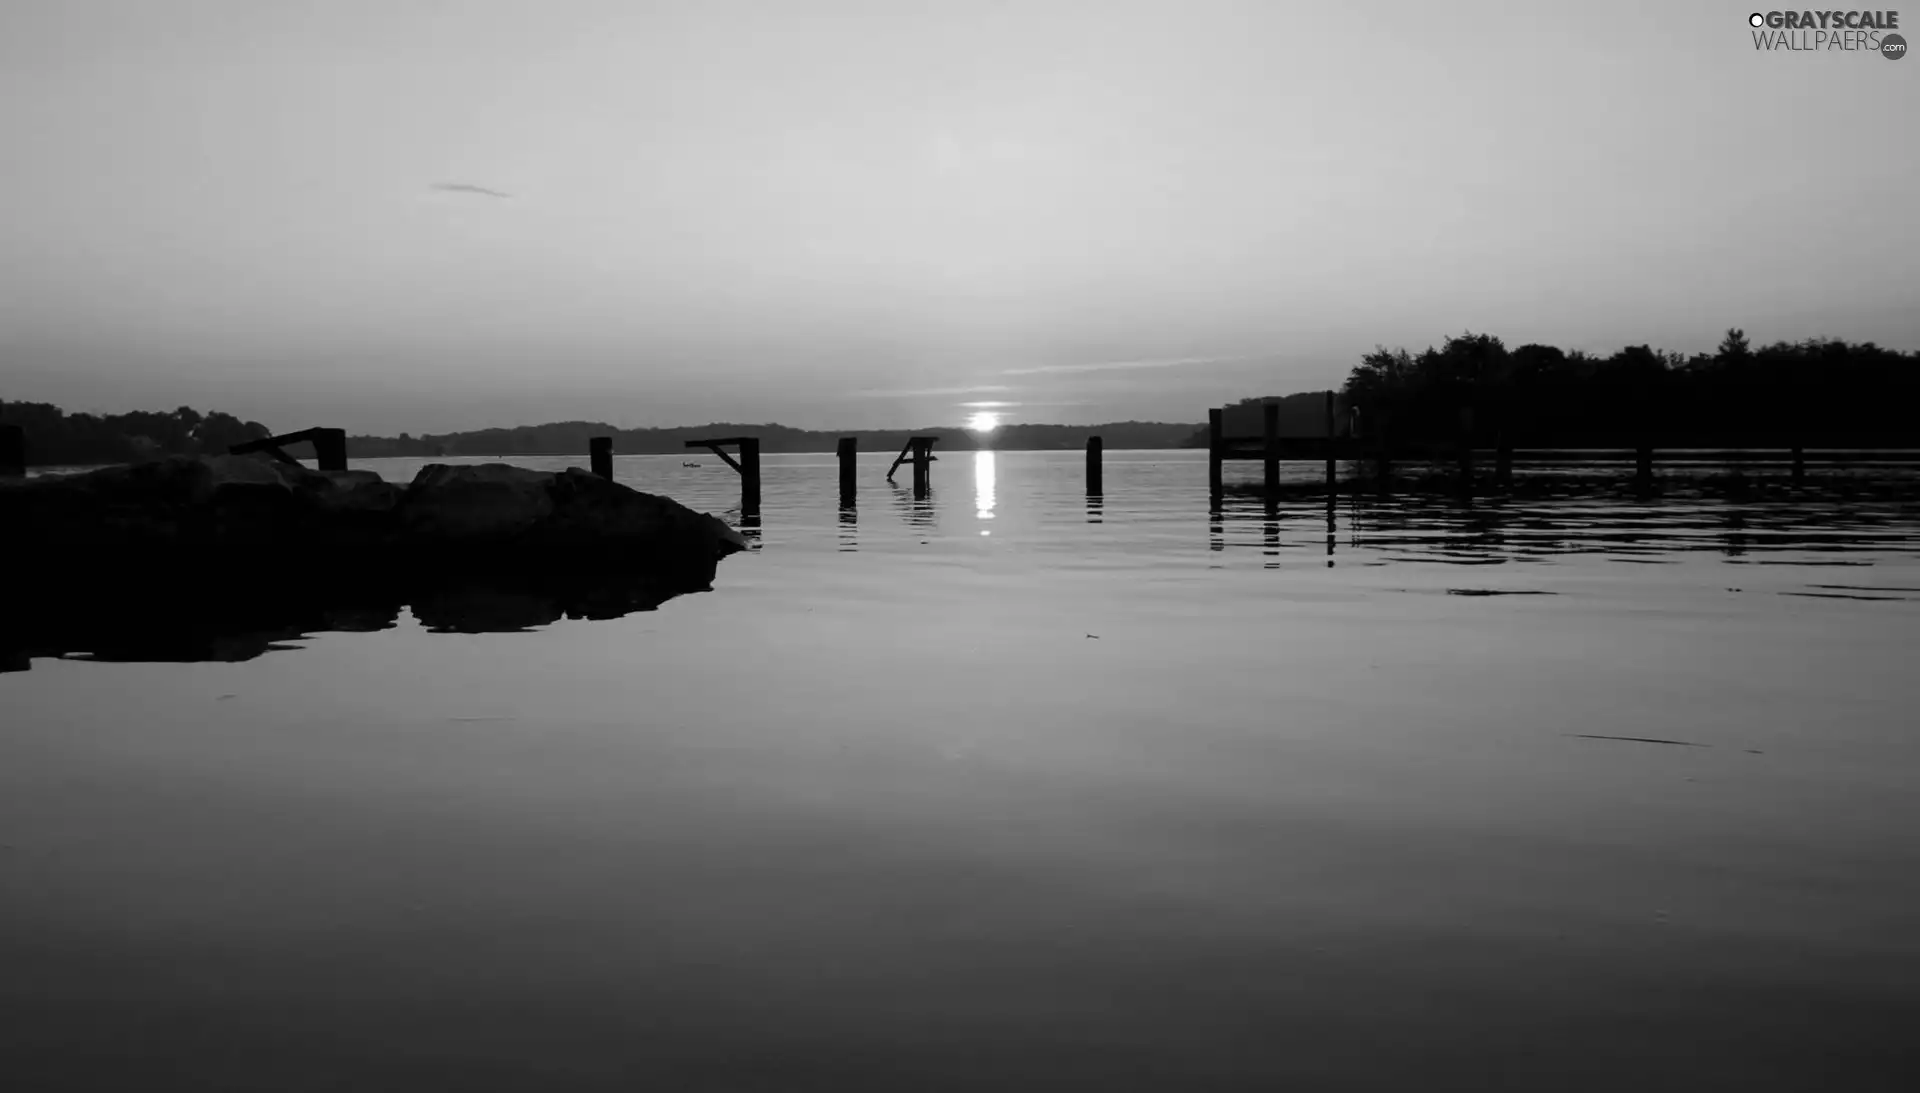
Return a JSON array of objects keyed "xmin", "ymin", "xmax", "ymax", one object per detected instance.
[{"xmin": 966, "ymin": 411, "xmax": 1000, "ymax": 432}]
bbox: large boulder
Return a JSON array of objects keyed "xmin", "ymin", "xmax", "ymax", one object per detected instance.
[{"xmin": 399, "ymin": 463, "xmax": 747, "ymax": 573}]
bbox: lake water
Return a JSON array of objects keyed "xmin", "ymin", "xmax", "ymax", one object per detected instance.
[{"xmin": 5, "ymin": 450, "xmax": 1919, "ymax": 1091}]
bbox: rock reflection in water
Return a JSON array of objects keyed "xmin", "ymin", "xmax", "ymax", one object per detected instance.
[{"xmin": 0, "ymin": 571, "xmax": 710, "ymax": 672}]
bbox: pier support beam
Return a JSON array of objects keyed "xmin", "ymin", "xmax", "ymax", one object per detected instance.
[
  {"xmin": 1208, "ymin": 409, "xmax": 1223, "ymax": 497},
  {"xmin": 1086, "ymin": 435, "xmax": 1103, "ymax": 496},
  {"xmin": 589, "ymin": 436, "xmax": 613, "ymax": 480},
  {"xmin": 837, "ymin": 436, "xmax": 857, "ymax": 502},
  {"xmin": 685, "ymin": 435, "xmax": 761, "ymax": 513},
  {"xmin": 1323, "ymin": 391, "xmax": 1337, "ymax": 493},
  {"xmin": 886, "ymin": 436, "xmax": 938, "ymax": 499},
  {"xmin": 1263, "ymin": 400, "xmax": 1280, "ymax": 496},
  {"xmin": 1456, "ymin": 407, "xmax": 1475, "ymax": 494},
  {"xmin": 0, "ymin": 423, "xmax": 22, "ymax": 477},
  {"xmin": 312, "ymin": 428, "xmax": 347, "ymax": 472}
]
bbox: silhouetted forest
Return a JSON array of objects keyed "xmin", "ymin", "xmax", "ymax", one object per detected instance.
[
  {"xmin": 1339, "ymin": 331, "xmax": 1920, "ymax": 447},
  {"xmin": 0, "ymin": 402, "xmax": 270, "ymax": 466},
  {"xmin": 346, "ymin": 420, "xmax": 1204, "ymax": 457}
]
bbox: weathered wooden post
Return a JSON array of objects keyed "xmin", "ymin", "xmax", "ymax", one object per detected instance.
[
  {"xmin": 1635, "ymin": 444, "xmax": 1654, "ymax": 490},
  {"xmin": 1323, "ymin": 390, "xmax": 1337, "ymax": 493},
  {"xmin": 910, "ymin": 438, "xmax": 931, "ymax": 498},
  {"xmin": 313, "ymin": 428, "xmax": 348, "ymax": 472},
  {"xmin": 589, "ymin": 436, "xmax": 613, "ymax": 480},
  {"xmin": 740, "ymin": 437, "xmax": 762, "ymax": 512},
  {"xmin": 1086, "ymin": 435, "xmax": 1103, "ymax": 495},
  {"xmin": 1457, "ymin": 406, "xmax": 1475, "ymax": 493},
  {"xmin": 1791, "ymin": 445, "xmax": 1805, "ymax": 481},
  {"xmin": 1208, "ymin": 409, "xmax": 1224, "ymax": 496},
  {"xmin": 1495, "ymin": 432, "xmax": 1513, "ymax": 487},
  {"xmin": 837, "ymin": 437, "xmax": 857, "ymax": 500},
  {"xmin": 1373, "ymin": 414, "xmax": 1392, "ymax": 483},
  {"xmin": 0, "ymin": 423, "xmax": 23, "ymax": 477},
  {"xmin": 1263, "ymin": 400, "xmax": 1280, "ymax": 495}
]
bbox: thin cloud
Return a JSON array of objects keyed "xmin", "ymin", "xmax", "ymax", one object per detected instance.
[
  {"xmin": 850, "ymin": 383, "xmax": 1013, "ymax": 398},
  {"xmin": 999, "ymin": 354, "xmax": 1257, "ymax": 376},
  {"xmin": 958, "ymin": 400, "xmax": 1020, "ymax": 408},
  {"xmin": 430, "ymin": 182, "xmax": 513, "ymax": 198}
]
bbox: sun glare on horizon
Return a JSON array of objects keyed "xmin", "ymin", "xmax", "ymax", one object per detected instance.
[{"xmin": 967, "ymin": 411, "xmax": 1000, "ymax": 432}]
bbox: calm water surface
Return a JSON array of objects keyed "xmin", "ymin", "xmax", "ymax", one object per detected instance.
[{"xmin": 5, "ymin": 451, "xmax": 1919, "ymax": 1091}]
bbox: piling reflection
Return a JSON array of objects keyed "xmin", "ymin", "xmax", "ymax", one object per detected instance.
[
  {"xmin": 1086, "ymin": 496, "xmax": 1104, "ymax": 525},
  {"xmin": 838, "ymin": 504, "xmax": 858, "ymax": 553},
  {"xmin": 1203, "ymin": 487, "xmax": 1920, "ymax": 566}
]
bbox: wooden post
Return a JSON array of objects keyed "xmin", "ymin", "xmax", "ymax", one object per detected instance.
[
  {"xmin": 0, "ymin": 423, "xmax": 23, "ymax": 477},
  {"xmin": 1374, "ymin": 414, "xmax": 1391, "ymax": 482},
  {"xmin": 837, "ymin": 436, "xmax": 857, "ymax": 500},
  {"xmin": 1323, "ymin": 390, "xmax": 1337, "ymax": 493},
  {"xmin": 911, "ymin": 438, "xmax": 931, "ymax": 498},
  {"xmin": 1457, "ymin": 406, "xmax": 1475, "ymax": 493},
  {"xmin": 1635, "ymin": 443, "xmax": 1654, "ymax": 490},
  {"xmin": 589, "ymin": 436, "xmax": 613, "ymax": 480},
  {"xmin": 1495, "ymin": 433, "xmax": 1513, "ymax": 486},
  {"xmin": 313, "ymin": 428, "xmax": 348, "ymax": 472},
  {"xmin": 740, "ymin": 437, "xmax": 761, "ymax": 511},
  {"xmin": 1086, "ymin": 435, "xmax": 1103, "ymax": 495},
  {"xmin": 1208, "ymin": 409, "xmax": 1223, "ymax": 496},
  {"xmin": 1263, "ymin": 400, "xmax": 1280, "ymax": 496},
  {"xmin": 1791, "ymin": 445, "xmax": 1805, "ymax": 481}
]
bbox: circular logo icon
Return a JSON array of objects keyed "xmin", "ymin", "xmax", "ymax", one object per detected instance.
[
  {"xmin": 1884, "ymin": 33, "xmax": 1908, "ymax": 59},
  {"xmin": 1749, "ymin": 12, "xmax": 1766, "ymax": 27}
]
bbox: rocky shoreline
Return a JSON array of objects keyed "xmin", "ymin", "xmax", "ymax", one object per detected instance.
[{"xmin": 3, "ymin": 455, "xmax": 749, "ymax": 582}]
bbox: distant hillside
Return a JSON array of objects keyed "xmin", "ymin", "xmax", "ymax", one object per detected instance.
[
  {"xmin": 346, "ymin": 420, "xmax": 1207, "ymax": 457},
  {"xmin": 0, "ymin": 402, "xmax": 270, "ymax": 466}
]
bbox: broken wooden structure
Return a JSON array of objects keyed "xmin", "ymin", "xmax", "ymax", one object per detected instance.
[
  {"xmin": 886, "ymin": 436, "xmax": 938, "ymax": 497},
  {"xmin": 229, "ymin": 427, "xmax": 348, "ymax": 471},
  {"xmin": 684, "ymin": 436, "xmax": 761, "ymax": 512}
]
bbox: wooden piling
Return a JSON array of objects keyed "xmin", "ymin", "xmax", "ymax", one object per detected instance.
[
  {"xmin": 313, "ymin": 428, "xmax": 348, "ymax": 472},
  {"xmin": 0, "ymin": 423, "xmax": 23, "ymax": 477},
  {"xmin": 1263, "ymin": 400, "xmax": 1280, "ymax": 495},
  {"xmin": 1456, "ymin": 407, "xmax": 1475, "ymax": 493},
  {"xmin": 1495, "ymin": 433, "xmax": 1513, "ymax": 486},
  {"xmin": 910, "ymin": 438, "xmax": 931, "ymax": 498},
  {"xmin": 1791, "ymin": 445, "xmax": 1805, "ymax": 481},
  {"xmin": 1086, "ymin": 435, "xmax": 1103, "ymax": 495},
  {"xmin": 685, "ymin": 435, "xmax": 761, "ymax": 512},
  {"xmin": 589, "ymin": 436, "xmax": 613, "ymax": 480},
  {"xmin": 1635, "ymin": 444, "xmax": 1654, "ymax": 490},
  {"xmin": 740, "ymin": 437, "xmax": 761, "ymax": 511},
  {"xmin": 837, "ymin": 436, "xmax": 857, "ymax": 500},
  {"xmin": 1208, "ymin": 409, "xmax": 1223, "ymax": 496},
  {"xmin": 1323, "ymin": 390, "xmax": 1337, "ymax": 493}
]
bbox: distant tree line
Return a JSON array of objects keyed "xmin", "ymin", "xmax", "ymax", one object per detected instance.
[
  {"xmin": 1338, "ymin": 331, "xmax": 1920, "ymax": 447},
  {"xmin": 0, "ymin": 402, "xmax": 271, "ymax": 466},
  {"xmin": 346, "ymin": 420, "xmax": 1205, "ymax": 457}
]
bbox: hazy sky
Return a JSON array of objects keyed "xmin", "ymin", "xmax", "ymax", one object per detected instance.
[{"xmin": 2, "ymin": 1, "xmax": 1914, "ymax": 434}]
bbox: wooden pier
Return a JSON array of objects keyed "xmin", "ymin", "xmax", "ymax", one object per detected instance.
[
  {"xmin": 230, "ymin": 427, "xmax": 349, "ymax": 471},
  {"xmin": 886, "ymin": 437, "xmax": 938, "ymax": 497},
  {"xmin": 684, "ymin": 436, "xmax": 761, "ymax": 512}
]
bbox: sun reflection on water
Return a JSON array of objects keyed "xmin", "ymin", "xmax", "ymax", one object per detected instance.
[{"xmin": 975, "ymin": 450, "xmax": 996, "ymax": 524}]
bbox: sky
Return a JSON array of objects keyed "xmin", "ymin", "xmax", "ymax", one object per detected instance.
[{"xmin": 1, "ymin": 1, "xmax": 1914, "ymax": 435}]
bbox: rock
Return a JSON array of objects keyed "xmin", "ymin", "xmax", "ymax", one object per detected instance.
[
  {"xmin": 399, "ymin": 463, "xmax": 556, "ymax": 540},
  {"xmin": 399, "ymin": 463, "xmax": 747, "ymax": 570},
  {"xmin": 3, "ymin": 455, "xmax": 744, "ymax": 583}
]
